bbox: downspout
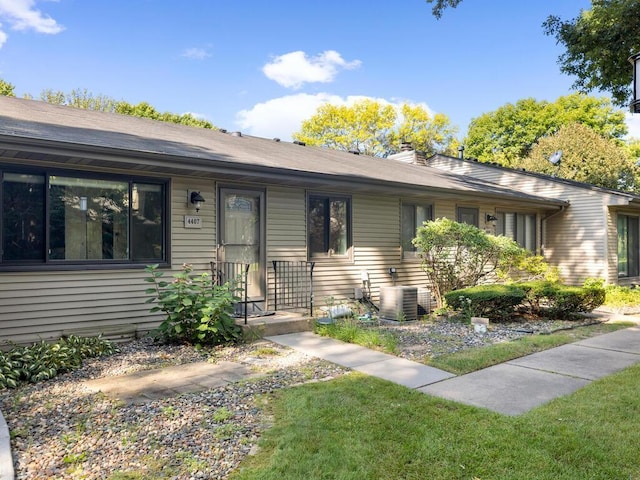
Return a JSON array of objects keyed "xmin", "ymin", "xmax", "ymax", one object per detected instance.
[{"xmin": 540, "ymin": 204, "xmax": 567, "ymax": 257}]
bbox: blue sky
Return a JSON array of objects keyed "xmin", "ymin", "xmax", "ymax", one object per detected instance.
[{"xmin": 2, "ymin": 0, "xmax": 638, "ymax": 142}]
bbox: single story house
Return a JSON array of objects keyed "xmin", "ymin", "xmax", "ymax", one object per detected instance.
[
  {"xmin": 423, "ymin": 152, "xmax": 640, "ymax": 287},
  {"xmin": 0, "ymin": 96, "xmax": 572, "ymax": 345}
]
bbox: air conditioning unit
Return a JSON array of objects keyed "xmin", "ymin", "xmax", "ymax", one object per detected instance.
[
  {"xmin": 379, "ymin": 286, "xmax": 418, "ymax": 321},
  {"xmin": 417, "ymin": 288, "xmax": 431, "ymax": 315}
]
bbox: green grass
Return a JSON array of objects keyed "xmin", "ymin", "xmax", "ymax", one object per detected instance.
[
  {"xmin": 231, "ymin": 366, "xmax": 640, "ymax": 479},
  {"xmin": 428, "ymin": 322, "xmax": 633, "ymax": 375},
  {"xmin": 314, "ymin": 318, "xmax": 398, "ymax": 354}
]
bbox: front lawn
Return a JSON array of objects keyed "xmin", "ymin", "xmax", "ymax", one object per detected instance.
[{"xmin": 232, "ymin": 365, "xmax": 640, "ymax": 479}]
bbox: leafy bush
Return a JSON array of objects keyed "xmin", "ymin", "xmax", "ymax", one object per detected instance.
[
  {"xmin": 144, "ymin": 264, "xmax": 242, "ymax": 347},
  {"xmin": 444, "ymin": 284, "xmax": 526, "ymax": 322},
  {"xmin": 517, "ymin": 279, "xmax": 605, "ymax": 319},
  {"xmin": 604, "ymin": 284, "xmax": 640, "ymax": 311},
  {"xmin": 413, "ymin": 218, "xmax": 553, "ymax": 308},
  {"xmin": 0, "ymin": 335, "xmax": 118, "ymax": 389}
]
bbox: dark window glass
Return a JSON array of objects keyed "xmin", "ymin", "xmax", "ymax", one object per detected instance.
[
  {"xmin": 402, "ymin": 204, "xmax": 432, "ymax": 255},
  {"xmin": 131, "ymin": 183, "xmax": 164, "ymax": 261},
  {"xmin": 618, "ymin": 214, "xmax": 640, "ymax": 278},
  {"xmin": 0, "ymin": 169, "xmax": 167, "ymax": 266},
  {"xmin": 457, "ymin": 207, "xmax": 479, "ymax": 226},
  {"xmin": 2, "ymin": 173, "xmax": 45, "ymax": 262},
  {"xmin": 49, "ymin": 176, "xmax": 129, "ymax": 260},
  {"xmin": 308, "ymin": 195, "xmax": 350, "ymax": 257}
]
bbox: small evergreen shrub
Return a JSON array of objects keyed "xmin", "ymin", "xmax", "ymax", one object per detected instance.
[
  {"xmin": 0, "ymin": 335, "xmax": 118, "ymax": 389},
  {"xmin": 144, "ymin": 264, "xmax": 243, "ymax": 347},
  {"xmin": 444, "ymin": 284, "xmax": 526, "ymax": 322},
  {"xmin": 517, "ymin": 279, "xmax": 605, "ymax": 319}
]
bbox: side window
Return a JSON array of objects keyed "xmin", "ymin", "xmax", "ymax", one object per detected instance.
[
  {"xmin": 618, "ymin": 214, "xmax": 640, "ymax": 278},
  {"xmin": 402, "ymin": 203, "xmax": 432, "ymax": 258},
  {"xmin": 496, "ymin": 212, "xmax": 537, "ymax": 251},
  {"xmin": 0, "ymin": 168, "xmax": 167, "ymax": 267},
  {"xmin": 457, "ymin": 207, "xmax": 479, "ymax": 227},
  {"xmin": 308, "ymin": 194, "xmax": 351, "ymax": 258}
]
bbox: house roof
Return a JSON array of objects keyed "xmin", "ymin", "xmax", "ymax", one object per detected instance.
[
  {"xmin": 428, "ymin": 153, "xmax": 640, "ymax": 205},
  {"xmin": 0, "ymin": 96, "xmax": 566, "ymax": 207}
]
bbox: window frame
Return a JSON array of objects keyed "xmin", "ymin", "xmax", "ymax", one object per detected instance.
[
  {"xmin": 306, "ymin": 193, "xmax": 352, "ymax": 261},
  {"xmin": 0, "ymin": 165, "xmax": 170, "ymax": 271},
  {"xmin": 456, "ymin": 206, "xmax": 479, "ymax": 227},
  {"xmin": 401, "ymin": 202, "xmax": 433, "ymax": 260},
  {"xmin": 496, "ymin": 211, "xmax": 538, "ymax": 252},
  {"xmin": 618, "ymin": 213, "xmax": 640, "ymax": 278}
]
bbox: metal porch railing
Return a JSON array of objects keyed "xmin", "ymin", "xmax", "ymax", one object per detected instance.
[
  {"xmin": 210, "ymin": 261, "xmax": 250, "ymax": 324},
  {"xmin": 272, "ymin": 260, "xmax": 315, "ymax": 316}
]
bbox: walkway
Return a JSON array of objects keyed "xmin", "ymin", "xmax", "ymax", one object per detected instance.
[
  {"xmin": 3, "ymin": 323, "xmax": 640, "ymax": 480},
  {"xmin": 267, "ymin": 326, "xmax": 640, "ymax": 416}
]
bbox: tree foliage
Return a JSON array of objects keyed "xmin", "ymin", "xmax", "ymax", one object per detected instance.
[
  {"xmin": 0, "ymin": 78, "xmax": 16, "ymax": 97},
  {"xmin": 519, "ymin": 122, "xmax": 637, "ymax": 191},
  {"xmin": 425, "ymin": 0, "xmax": 463, "ymax": 18},
  {"xmin": 464, "ymin": 93, "xmax": 626, "ymax": 166},
  {"xmin": 543, "ymin": 0, "xmax": 640, "ymax": 107},
  {"xmin": 0, "ymin": 82, "xmax": 217, "ymax": 130},
  {"xmin": 293, "ymin": 99, "xmax": 458, "ymax": 157},
  {"xmin": 413, "ymin": 218, "xmax": 532, "ymax": 308}
]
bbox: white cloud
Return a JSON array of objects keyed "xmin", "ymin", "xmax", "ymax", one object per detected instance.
[
  {"xmin": 0, "ymin": 0, "xmax": 63, "ymax": 48},
  {"xmin": 235, "ymin": 93, "xmax": 422, "ymax": 142},
  {"xmin": 181, "ymin": 47, "xmax": 211, "ymax": 60},
  {"xmin": 262, "ymin": 50, "xmax": 361, "ymax": 89}
]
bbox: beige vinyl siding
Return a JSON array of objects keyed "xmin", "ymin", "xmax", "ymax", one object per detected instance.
[
  {"xmin": 171, "ymin": 178, "xmax": 216, "ymax": 271},
  {"xmin": 0, "ymin": 269, "xmax": 158, "ymax": 345},
  {"xmin": 265, "ymin": 187, "xmax": 307, "ymax": 309},
  {"xmin": 429, "ymin": 157, "xmax": 608, "ymax": 285},
  {"xmin": 0, "ymin": 175, "xmax": 219, "ymax": 346},
  {"xmin": 606, "ymin": 208, "xmax": 620, "ymax": 284}
]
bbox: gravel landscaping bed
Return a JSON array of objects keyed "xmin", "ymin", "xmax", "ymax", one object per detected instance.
[{"xmin": 0, "ymin": 317, "xmax": 606, "ymax": 479}]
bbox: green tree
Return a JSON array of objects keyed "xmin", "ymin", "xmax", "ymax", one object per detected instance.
[
  {"xmin": 519, "ymin": 122, "xmax": 637, "ymax": 192},
  {"xmin": 413, "ymin": 218, "xmax": 532, "ymax": 308},
  {"xmin": 543, "ymin": 0, "xmax": 640, "ymax": 107},
  {"xmin": 425, "ymin": 0, "xmax": 463, "ymax": 18},
  {"xmin": 464, "ymin": 93, "xmax": 626, "ymax": 166},
  {"xmin": 293, "ymin": 99, "xmax": 396, "ymax": 157},
  {"xmin": 293, "ymin": 99, "xmax": 458, "ymax": 157},
  {"xmin": 37, "ymin": 88, "xmax": 216, "ymax": 129},
  {"xmin": 388, "ymin": 103, "xmax": 459, "ymax": 156},
  {"xmin": 40, "ymin": 88, "xmax": 119, "ymax": 112},
  {"xmin": 0, "ymin": 78, "xmax": 16, "ymax": 97}
]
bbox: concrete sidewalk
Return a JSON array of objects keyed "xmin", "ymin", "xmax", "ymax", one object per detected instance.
[{"xmin": 267, "ymin": 326, "xmax": 640, "ymax": 416}]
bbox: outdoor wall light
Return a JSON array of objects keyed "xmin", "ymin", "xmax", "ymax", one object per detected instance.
[
  {"xmin": 630, "ymin": 52, "xmax": 640, "ymax": 113},
  {"xmin": 79, "ymin": 196, "xmax": 88, "ymax": 212},
  {"xmin": 189, "ymin": 191, "xmax": 205, "ymax": 212},
  {"xmin": 486, "ymin": 214, "xmax": 498, "ymax": 223}
]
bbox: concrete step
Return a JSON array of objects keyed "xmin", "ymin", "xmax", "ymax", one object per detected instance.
[{"xmin": 238, "ymin": 312, "xmax": 314, "ymax": 338}]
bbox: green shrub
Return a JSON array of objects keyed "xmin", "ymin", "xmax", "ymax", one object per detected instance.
[
  {"xmin": 604, "ymin": 284, "xmax": 640, "ymax": 310},
  {"xmin": 144, "ymin": 264, "xmax": 242, "ymax": 347},
  {"xmin": 444, "ymin": 284, "xmax": 526, "ymax": 322},
  {"xmin": 0, "ymin": 335, "xmax": 118, "ymax": 389},
  {"xmin": 517, "ymin": 279, "xmax": 605, "ymax": 319}
]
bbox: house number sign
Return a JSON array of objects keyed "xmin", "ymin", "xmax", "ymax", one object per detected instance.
[{"xmin": 184, "ymin": 215, "xmax": 202, "ymax": 229}]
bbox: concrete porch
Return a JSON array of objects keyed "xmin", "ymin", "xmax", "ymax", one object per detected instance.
[{"xmin": 236, "ymin": 311, "xmax": 315, "ymax": 338}]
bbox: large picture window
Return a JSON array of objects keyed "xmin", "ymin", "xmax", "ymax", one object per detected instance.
[
  {"xmin": 1, "ymin": 168, "xmax": 167, "ymax": 267},
  {"xmin": 618, "ymin": 214, "xmax": 640, "ymax": 278},
  {"xmin": 402, "ymin": 203, "xmax": 432, "ymax": 258},
  {"xmin": 308, "ymin": 194, "xmax": 351, "ymax": 258},
  {"xmin": 496, "ymin": 212, "xmax": 537, "ymax": 251}
]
